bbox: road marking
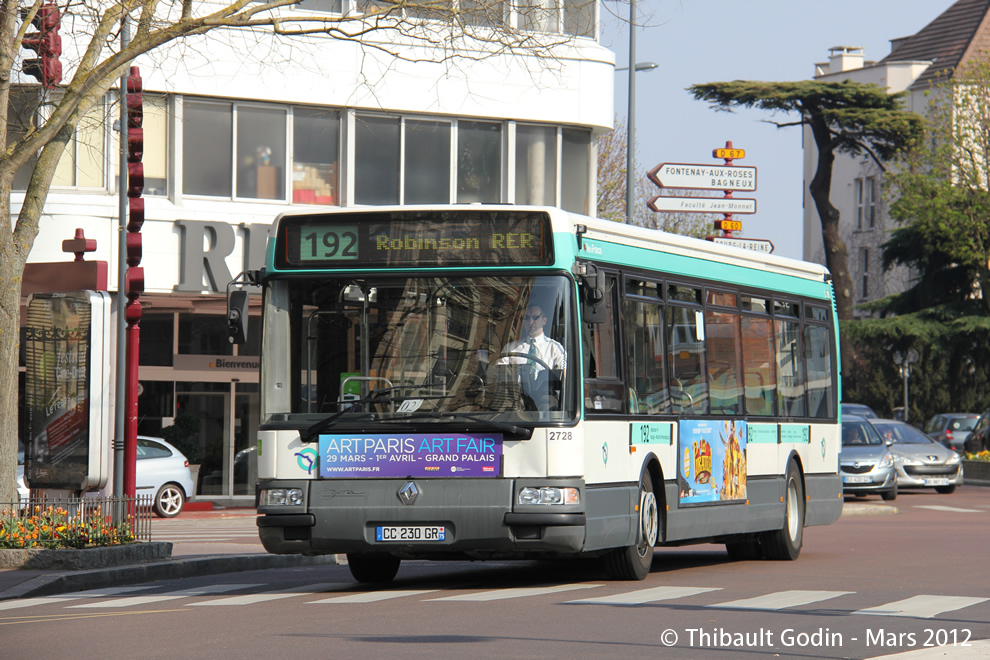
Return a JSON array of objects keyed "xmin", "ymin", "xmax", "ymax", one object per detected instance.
[
  {"xmin": 0, "ymin": 608, "xmax": 188, "ymax": 625},
  {"xmin": 68, "ymin": 583, "xmax": 261, "ymax": 608},
  {"xmin": 914, "ymin": 505, "xmax": 983, "ymax": 513},
  {"xmin": 855, "ymin": 595, "xmax": 990, "ymax": 618},
  {"xmin": 429, "ymin": 583, "xmax": 602, "ymax": 602},
  {"xmin": 309, "ymin": 590, "xmax": 439, "ymax": 604},
  {"xmin": 187, "ymin": 583, "xmax": 342, "ymax": 606},
  {"xmin": 864, "ymin": 637, "xmax": 990, "ymax": 659},
  {"xmin": 568, "ymin": 586, "xmax": 722, "ymax": 605},
  {"xmin": 0, "ymin": 586, "xmax": 155, "ymax": 611},
  {"xmin": 711, "ymin": 590, "xmax": 853, "ymax": 610}
]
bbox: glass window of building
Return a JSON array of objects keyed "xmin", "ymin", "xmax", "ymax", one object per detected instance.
[
  {"xmin": 10, "ymin": 86, "xmax": 39, "ymax": 191},
  {"xmin": 113, "ymin": 94, "xmax": 168, "ymax": 196},
  {"xmin": 292, "ymin": 106, "xmax": 340, "ymax": 205},
  {"xmin": 405, "ymin": 119, "xmax": 451, "ymax": 204},
  {"xmin": 296, "ymin": 0, "xmax": 341, "ymax": 11},
  {"xmin": 355, "ymin": 114, "xmax": 400, "ymax": 205},
  {"xmin": 236, "ymin": 105, "xmax": 286, "ymax": 200},
  {"xmin": 53, "ymin": 97, "xmax": 105, "ymax": 187},
  {"xmin": 457, "ymin": 120, "xmax": 501, "ymax": 203},
  {"xmin": 139, "ymin": 312, "xmax": 175, "ymax": 366},
  {"xmin": 178, "ymin": 314, "xmax": 234, "ymax": 356},
  {"xmin": 461, "ymin": 0, "xmax": 505, "ymax": 26},
  {"xmin": 563, "ymin": 0, "xmax": 595, "ymax": 36},
  {"xmin": 515, "ymin": 124, "xmax": 556, "ymax": 206},
  {"xmin": 183, "ymin": 100, "xmax": 232, "ymax": 196},
  {"xmin": 561, "ymin": 128, "xmax": 590, "ymax": 213},
  {"xmin": 518, "ymin": 0, "xmax": 559, "ymax": 32}
]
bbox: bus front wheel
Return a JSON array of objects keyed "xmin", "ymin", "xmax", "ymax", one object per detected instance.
[
  {"xmin": 346, "ymin": 553, "xmax": 401, "ymax": 584},
  {"xmin": 604, "ymin": 470, "xmax": 658, "ymax": 580},
  {"xmin": 761, "ymin": 461, "xmax": 805, "ymax": 560}
]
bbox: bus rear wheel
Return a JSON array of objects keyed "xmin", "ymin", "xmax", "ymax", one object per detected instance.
[
  {"xmin": 346, "ymin": 553, "xmax": 401, "ymax": 584},
  {"xmin": 604, "ymin": 469, "xmax": 658, "ymax": 581},
  {"xmin": 761, "ymin": 461, "xmax": 805, "ymax": 560}
]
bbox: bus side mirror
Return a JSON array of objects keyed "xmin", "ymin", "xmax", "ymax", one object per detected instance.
[
  {"xmin": 227, "ymin": 289, "xmax": 249, "ymax": 344},
  {"xmin": 576, "ymin": 264, "xmax": 606, "ymax": 324}
]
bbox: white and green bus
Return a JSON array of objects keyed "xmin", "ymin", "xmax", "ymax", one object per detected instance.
[{"xmin": 237, "ymin": 205, "xmax": 842, "ymax": 583}]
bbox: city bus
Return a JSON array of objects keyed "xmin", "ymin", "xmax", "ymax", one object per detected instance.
[{"xmin": 234, "ymin": 205, "xmax": 842, "ymax": 583}]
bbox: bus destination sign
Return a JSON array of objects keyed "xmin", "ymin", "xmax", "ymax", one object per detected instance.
[{"xmin": 277, "ymin": 210, "xmax": 553, "ymax": 269}]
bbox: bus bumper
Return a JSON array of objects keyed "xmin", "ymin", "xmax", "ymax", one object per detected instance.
[{"xmin": 256, "ymin": 478, "xmax": 587, "ymax": 558}]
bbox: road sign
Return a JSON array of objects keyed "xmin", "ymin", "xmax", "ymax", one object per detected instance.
[
  {"xmin": 708, "ymin": 236, "xmax": 774, "ymax": 253},
  {"xmin": 648, "ymin": 196, "xmax": 756, "ymax": 214},
  {"xmin": 713, "ymin": 147, "xmax": 745, "ymax": 160},
  {"xmin": 648, "ymin": 163, "xmax": 757, "ymax": 192},
  {"xmin": 714, "ymin": 219, "xmax": 742, "ymax": 232}
]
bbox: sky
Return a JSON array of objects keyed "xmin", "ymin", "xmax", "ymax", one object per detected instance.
[{"xmin": 600, "ymin": 0, "xmax": 958, "ymax": 260}]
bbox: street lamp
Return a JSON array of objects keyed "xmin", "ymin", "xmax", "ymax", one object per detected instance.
[
  {"xmin": 622, "ymin": 0, "xmax": 657, "ymax": 223},
  {"xmin": 892, "ymin": 348, "xmax": 920, "ymax": 422}
]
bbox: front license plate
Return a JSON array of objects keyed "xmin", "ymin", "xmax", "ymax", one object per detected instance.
[
  {"xmin": 376, "ymin": 525, "xmax": 446, "ymax": 542},
  {"xmin": 843, "ymin": 475, "xmax": 872, "ymax": 484},
  {"xmin": 923, "ymin": 478, "xmax": 950, "ymax": 486}
]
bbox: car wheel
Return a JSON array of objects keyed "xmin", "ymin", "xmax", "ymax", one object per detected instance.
[
  {"xmin": 153, "ymin": 483, "xmax": 186, "ymax": 518},
  {"xmin": 935, "ymin": 485, "xmax": 957, "ymax": 494},
  {"xmin": 761, "ymin": 460, "xmax": 804, "ymax": 560},
  {"xmin": 604, "ymin": 468, "xmax": 658, "ymax": 580},
  {"xmin": 346, "ymin": 553, "xmax": 401, "ymax": 584},
  {"xmin": 881, "ymin": 484, "xmax": 898, "ymax": 501}
]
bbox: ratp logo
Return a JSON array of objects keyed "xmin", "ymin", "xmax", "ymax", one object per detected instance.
[{"xmin": 295, "ymin": 447, "xmax": 318, "ymax": 475}]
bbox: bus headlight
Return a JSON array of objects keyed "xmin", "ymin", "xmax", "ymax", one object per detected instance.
[
  {"xmin": 518, "ymin": 486, "xmax": 580, "ymax": 505},
  {"xmin": 262, "ymin": 488, "xmax": 304, "ymax": 506}
]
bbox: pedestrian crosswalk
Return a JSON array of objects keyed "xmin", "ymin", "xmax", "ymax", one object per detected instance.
[{"xmin": 1, "ymin": 581, "xmax": 987, "ymax": 621}]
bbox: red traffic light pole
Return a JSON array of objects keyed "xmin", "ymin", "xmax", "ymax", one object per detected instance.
[
  {"xmin": 21, "ymin": 3, "xmax": 62, "ymax": 87},
  {"xmin": 123, "ymin": 67, "xmax": 144, "ymax": 501}
]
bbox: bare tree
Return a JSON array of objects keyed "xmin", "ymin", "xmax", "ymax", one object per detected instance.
[
  {"xmin": 597, "ymin": 115, "xmax": 714, "ymax": 238},
  {"xmin": 0, "ymin": 0, "xmax": 592, "ymax": 502}
]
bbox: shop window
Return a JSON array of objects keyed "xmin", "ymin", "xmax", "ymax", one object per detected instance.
[
  {"xmin": 139, "ymin": 313, "xmax": 175, "ymax": 366},
  {"xmin": 457, "ymin": 120, "xmax": 501, "ymax": 203},
  {"xmin": 515, "ymin": 124, "xmax": 556, "ymax": 206},
  {"xmin": 561, "ymin": 128, "xmax": 590, "ymax": 214},
  {"xmin": 178, "ymin": 314, "xmax": 234, "ymax": 356},
  {"xmin": 405, "ymin": 119, "xmax": 451, "ymax": 204},
  {"xmin": 355, "ymin": 114, "xmax": 400, "ymax": 205},
  {"xmin": 292, "ymin": 106, "xmax": 339, "ymax": 205}
]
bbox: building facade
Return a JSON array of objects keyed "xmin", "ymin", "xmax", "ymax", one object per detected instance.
[
  {"xmin": 802, "ymin": 0, "xmax": 990, "ymax": 316},
  {"xmin": 17, "ymin": 1, "xmax": 616, "ymax": 503}
]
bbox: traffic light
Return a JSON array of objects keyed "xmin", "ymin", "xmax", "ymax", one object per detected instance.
[{"xmin": 21, "ymin": 3, "xmax": 61, "ymax": 88}]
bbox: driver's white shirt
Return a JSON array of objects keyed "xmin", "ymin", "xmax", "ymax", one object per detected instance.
[{"xmin": 499, "ymin": 334, "xmax": 566, "ymax": 373}]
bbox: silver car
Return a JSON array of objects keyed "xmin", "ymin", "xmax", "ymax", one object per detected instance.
[
  {"xmin": 871, "ymin": 419, "xmax": 963, "ymax": 494},
  {"xmin": 841, "ymin": 416, "xmax": 897, "ymax": 501}
]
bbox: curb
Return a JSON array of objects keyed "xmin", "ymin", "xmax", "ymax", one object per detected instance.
[{"xmin": 0, "ymin": 553, "xmax": 338, "ymax": 601}]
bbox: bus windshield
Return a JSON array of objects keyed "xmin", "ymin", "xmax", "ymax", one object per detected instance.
[{"xmin": 261, "ymin": 274, "xmax": 577, "ymax": 428}]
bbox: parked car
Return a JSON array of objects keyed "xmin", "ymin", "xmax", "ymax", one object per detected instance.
[
  {"xmin": 842, "ymin": 403, "xmax": 879, "ymax": 419},
  {"xmin": 17, "ymin": 436, "xmax": 194, "ymax": 518},
  {"xmin": 869, "ymin": 419, "xmax": 963, "ymax": 494},
  {"xmin": 966, "ymin": 410, "xmax": 990, "ymax": 453},
  {"xmin": 924, "ymin": 413, "xmax": 980, "ymax": 453},
  {"xmin": 137, "ymin": 436, "xmax": 195, "ymax": 518},
  {"xmin": 840, "ymin": 415, "xmax": 897, "ymax": 501}
]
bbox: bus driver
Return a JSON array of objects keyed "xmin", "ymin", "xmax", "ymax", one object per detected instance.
[{"xmin": 499, "ymin": 304, "xmax": 566, "ymax": 411}]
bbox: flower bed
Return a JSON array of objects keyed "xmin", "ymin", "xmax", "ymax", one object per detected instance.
[
  {"xmin": 0, "ymin": 504, "xmax": 137, "ymax": 550},
  {"xmin": 963, "ymin": 451, "xmax": 990, "ymax": 483}
]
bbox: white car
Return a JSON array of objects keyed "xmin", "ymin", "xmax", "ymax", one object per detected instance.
[{"xmin": 17, "ymin": 436, "xmax": 195, "ymax": 518}]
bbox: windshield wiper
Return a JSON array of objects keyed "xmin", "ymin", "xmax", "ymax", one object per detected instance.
[
  {"xmin": 300, "ymin": 387, "xmax": 450, "ymax": 441},
  {"xmin": 385, "ymin": 410, "xmax": 532, "ymax": 439}
]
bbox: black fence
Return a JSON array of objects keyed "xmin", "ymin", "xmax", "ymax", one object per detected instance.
[{"xmin": 0, "ymin": 495, "xmax": 153, "ymax": 549}]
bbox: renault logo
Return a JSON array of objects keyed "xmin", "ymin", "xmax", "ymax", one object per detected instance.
[{"xmin": 398, "ymin": 481, "xmax": 419, "ymax": 505}]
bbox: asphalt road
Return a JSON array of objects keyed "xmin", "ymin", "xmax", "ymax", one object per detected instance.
[{"xmin": 1, "ymin": 486, "xmax": 988, "ymax": 659}]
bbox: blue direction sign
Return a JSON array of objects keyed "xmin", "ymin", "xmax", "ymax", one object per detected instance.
[{"xmin": 648, "ymin": 162, "xmax": 758, "ymax": 192}]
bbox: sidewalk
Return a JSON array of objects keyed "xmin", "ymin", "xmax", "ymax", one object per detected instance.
[{"xmin": 0, "ymin": 508, "xmax": 336, "ymax": 601}]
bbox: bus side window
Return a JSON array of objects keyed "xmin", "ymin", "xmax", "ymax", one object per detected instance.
[{"xmin": 582, "ymin": 274, "xmax": 624, "ymax": 412}]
